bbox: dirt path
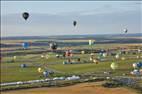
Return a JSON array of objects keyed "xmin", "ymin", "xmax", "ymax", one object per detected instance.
[{"xmin": 1, "ymin": 82, "xmax": 138, "ymax": 94}]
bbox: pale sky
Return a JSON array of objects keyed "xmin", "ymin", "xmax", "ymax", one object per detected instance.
[{"xmin": 1, "ymin": 1, "xmax": 142, "ymax": 37}]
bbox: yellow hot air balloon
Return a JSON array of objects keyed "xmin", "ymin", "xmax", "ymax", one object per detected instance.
[
  {"xmin": 110, "ymin": 62, "xmax": 118, "ymax": 70},
  {"xmin": 38, "ymin": 67, "xmax": 43, "ymax": 73}
]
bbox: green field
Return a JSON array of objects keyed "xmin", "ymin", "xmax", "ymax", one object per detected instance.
[{"xmin": 1, "ymin": 43, "xmax": 142, "ymax": 83}]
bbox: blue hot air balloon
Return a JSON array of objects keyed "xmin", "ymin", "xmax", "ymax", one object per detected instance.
[{"xmin": 22, "ymin": 42, "xmax": 30, "ymax": 49}]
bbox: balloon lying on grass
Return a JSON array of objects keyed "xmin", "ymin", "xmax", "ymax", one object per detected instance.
[
  {"xmin": 110, "ymin": 62, "xmax": 118, "ymax": 70},
  {"xmin": 22, "ymin": 12, "xmax": 29, "ymax": 21}
]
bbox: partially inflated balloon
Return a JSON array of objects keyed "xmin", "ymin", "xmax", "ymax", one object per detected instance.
[
  {"xmin": 22, "ymin": 12, "xmax": 29, "ymax": 20},
  {"xmin": 110, "ymin": 62, "xmax": 118, "ymax": 70}
]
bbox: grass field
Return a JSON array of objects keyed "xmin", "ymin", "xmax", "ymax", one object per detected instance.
[{"xmin": 1, "ymin": 43, "xmax": 142, "ymax": 83}]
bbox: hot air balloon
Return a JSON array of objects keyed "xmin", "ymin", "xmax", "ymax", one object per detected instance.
[
  {"xmin": 81, "ymin": 51, "xmax": 85, "ymax": 54},
  {"xmin": 22, "ymin": 12, "xmax": 29, "ymax": 20},
  {"xmin": 38, "ymin": 67, "xmax": 43, "ymax": 73},
  {"xmin": 89, "ymin": 40, "xmax": 94, "ymax": 46},
  {"xmin": 133, "ymin": 63, "xmax": 138, "ymax": 69},
  {"xmin": 13, "ymin": 56, "xmax": 17, "ymax": 61},
  {"xmin": 20, "ymin": 64, "xmax": 27, "ymax": 68},
  {"xmin": 131, "ymin": 69, "xmax": 140, "ymax": 76},
  {"xmin": 63, "ymin": 61, "xmax": 67, "ymax": 65},
  {"xmin": 115, "ymin": 54, "xmax": 119, "ymax": 59},
  {"xmin": 73, "ymin": 21, "xmax": 77, "ymax": 27},
  {"xmin": 110, "ymin": 62, "xmax": 118, "ymax": 70},
  {"xmin": 102, "ymin": 53, "xmax": 107, "ymax": 57},
  {"xmin": 22, "ymin": 42, "xmax": 30, "ymax": 49},
  {"xmin": 133, "ymin": 62, "xmax": 142, "ymax": 69},
  {"xmin": 123, "ymin": 28, "xmax": 128, "ymax": 33},
  {"xmin": 49, "ymin": 43, "xmax": 58, "ymax": 50},
  {"xmin": 43, "ymin": 71, "xmax": 48, "ymax": 77}
]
